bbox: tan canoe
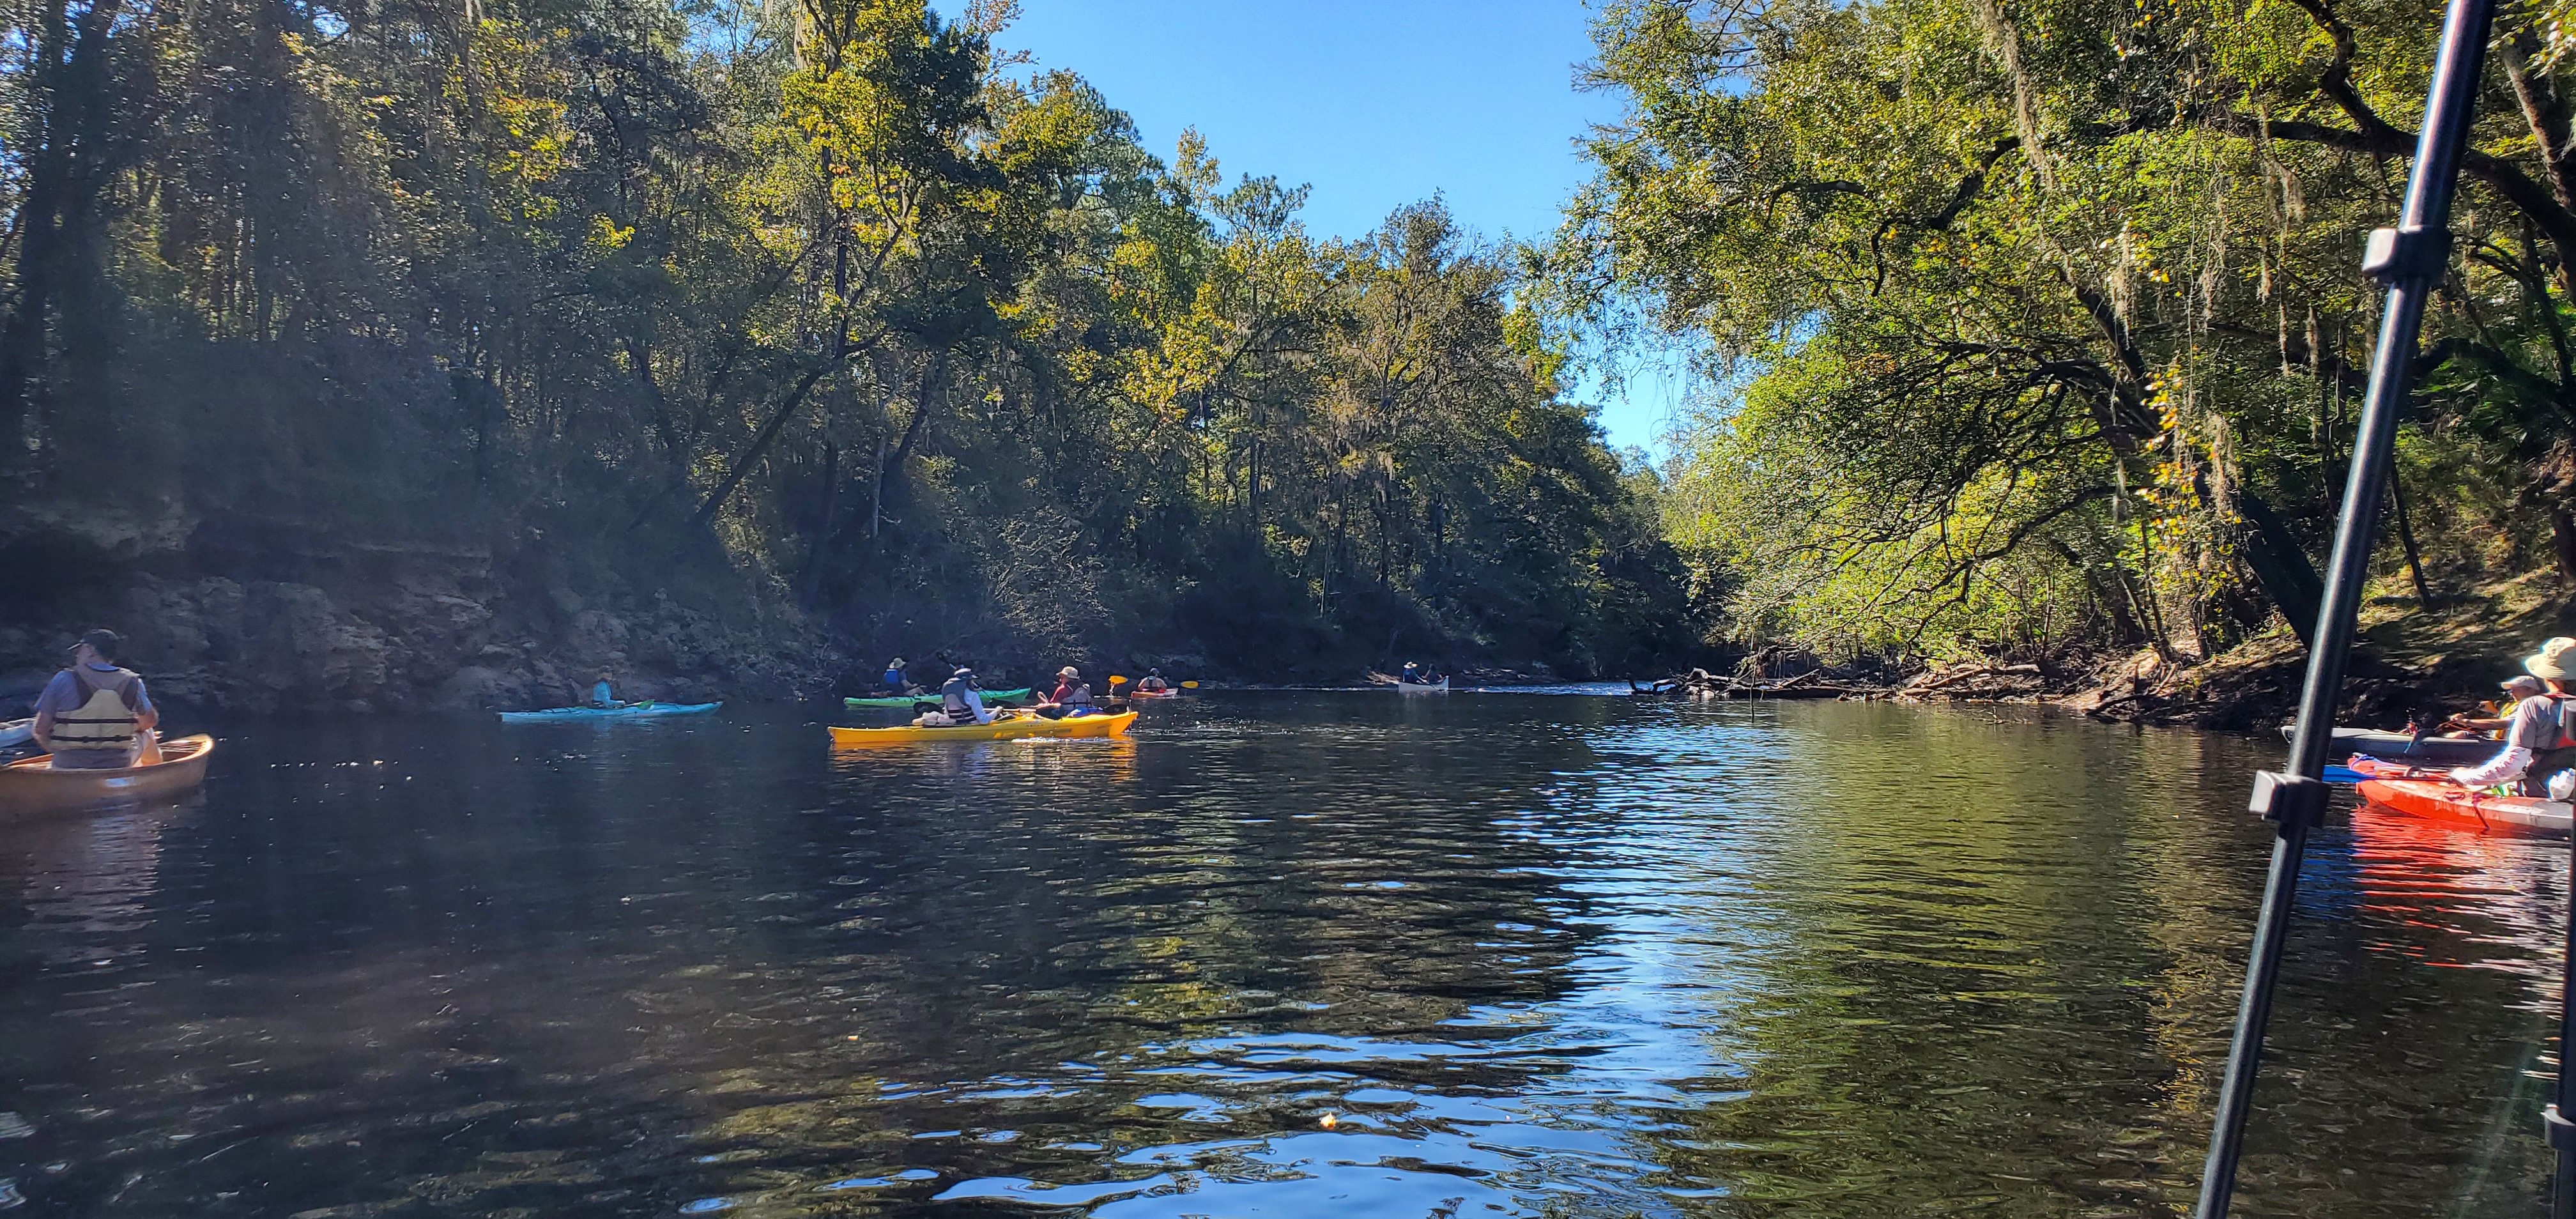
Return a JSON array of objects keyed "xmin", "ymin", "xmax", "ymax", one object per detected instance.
[{"xmin": 0, "ymin": 735, "xmax": 215, "ymax": 815}]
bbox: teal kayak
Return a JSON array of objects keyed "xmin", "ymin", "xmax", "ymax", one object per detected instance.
[
  {"xmin": 845, "ymin": 687, "xmax": 1031, "ymax": 709},
  {"xmin": 498, "ymin": 702, "xmax": 723, "ymax": 723}
]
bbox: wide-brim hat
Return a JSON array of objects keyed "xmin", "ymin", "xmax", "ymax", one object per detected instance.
[
  {"xmin": 2526, "ymin": 637, "xmax": 2576, "ymax": 681},
  {"xmin": 1057, "ymin": 666, "xmax": 1080, "ymax": 678}
]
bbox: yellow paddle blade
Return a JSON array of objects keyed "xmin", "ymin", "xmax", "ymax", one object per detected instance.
[
  {"xmin": 1109, "ymin": 675, "xmax": 1129, "ymax": 685},
  {"xmin": 1181, "ymin": 681, "xmax": 1199, "ymax": 688}
]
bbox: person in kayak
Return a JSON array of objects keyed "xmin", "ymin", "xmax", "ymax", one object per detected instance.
[
  {"xmin": 592, "ymin": 672, "xmax": 622, "ymax": 708},
  {"xmin": 2451, "ymin": 638, "xmax": 2576, "ymax": 795},
  {"xmin": 2438, "ymin": 675, "xmax": 2544, "ymax": 739},
  {"xmin": 880, "ymin": 657, "xmax": 919, "ymax": 696},
  {"xmin": 1037, "ymin": 668, "xmax": 1100, "ymax": 718},
  {"xmin": 1137, "ymin": 669, "xmax": 1169, "ymax": 693},
  {"xmin": 941, "ymin": 667, "xmax": 995, "ymax": 725},
  {"xmin": 31, "ymin": 629, "xmax": 159, "ymax": 770}
]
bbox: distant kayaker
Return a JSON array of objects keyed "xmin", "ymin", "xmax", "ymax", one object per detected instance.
[
  {"xmin": 1039, "ymin": 667, "xmax": 1100, "ymax": 717},
  {"xmin": 881, "ymin": 657, "xmax": 917, "ymax": 695},
  {"xmin": 2438, "ymin": 675, "xmax": 2543, "ymax": 739},
  {"xmin": 2451, "ymin": 638, "xmax": 2576, "ymax": 795},
  {"xmin": 31, "ymin": 629, "xmax": 159, "ymax": 770},
  {"xmin": 1401, "ymin": 661, "xmax": 1421, "ymax": 685},
  {"xmin": 592, "ymin": 672, "xmax": 621, "ymax": 708},
  {"xmin": 1137, "ymin": 669, "xmax": 1170, "ymax": 693},
  {"xmin": 942, "ymin": 667, "xmax": 995, "ymax": 725}
]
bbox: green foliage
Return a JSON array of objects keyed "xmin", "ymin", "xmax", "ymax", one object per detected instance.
[
  {"xmin": 0, "ymin": 0, "xmax": 1690, "ymax": 677},
  {"xmin": 1561, "ymin": 0, "xmax": 2576, "ymax": 663}
]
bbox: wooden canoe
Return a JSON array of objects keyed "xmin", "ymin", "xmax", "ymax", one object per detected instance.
[
  {"xmin": 829, "ymin": 710, "xmax": 1137, "ymax": 747},
  {"xmin": 0, "ymin": 734, "xmax": 215, "ymax": 815}
]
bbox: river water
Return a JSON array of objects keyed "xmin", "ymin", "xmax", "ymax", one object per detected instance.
[{"xmin": 0, "ymin": 693, "xmax": 2564, "ymax": 1216}]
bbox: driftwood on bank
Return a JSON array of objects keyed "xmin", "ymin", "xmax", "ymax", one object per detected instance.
[
  {"xmin": 1634, "ymin": 659, "xmax": 2057, "ymax": 703},
  {"xmin": 1632, "ymin": 668, "xmax": 1880, "ymax": 702}
]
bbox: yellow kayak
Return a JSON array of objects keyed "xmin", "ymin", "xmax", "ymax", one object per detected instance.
[{"xmin": 829, "ymin": 710, "xmax": 1137, "ymax": 747}]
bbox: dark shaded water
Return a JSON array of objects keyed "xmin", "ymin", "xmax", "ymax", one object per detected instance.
[{"xmin": 0, "ymin": 693, "xmax": 2565, "ymax": 1216}]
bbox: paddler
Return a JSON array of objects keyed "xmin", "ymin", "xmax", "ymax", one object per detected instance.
[
  {"xmin": 1038, "ymin": 667, "xmax": 1099, "ymax": 718},
  {"xmin": 30, "ymin": 629, "xmax": 159, "ymax": 770},
  {"xmin": 1137, "ymin": 668, "xmax": 1170, "ymax": 693},
  {"xmin": 880, "ymin": 657, "xmax": 917, "ymax": 696},
  {"xmin": 592, "ymin": 671, "xmax": 622, "ymax": 708},
  {"xmin": 2450, "ymin": 638, "xmax": 2576, "ymax": 796},
  {"xmin": 1401, "ymin": 661, "xmax": 1422, "ymax": 685},
  {"xmin": 941, "ymin": 666, "xmax": 996, "ymax": 725},
  {"xmin": 2437, "ymin": 674, "xmax": 2543, "ymax": 739}
]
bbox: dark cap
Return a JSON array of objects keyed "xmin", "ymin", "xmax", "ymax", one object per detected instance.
[{"xmin": 69, "ymin": 628, "xmax": 122, "ymax": 658}]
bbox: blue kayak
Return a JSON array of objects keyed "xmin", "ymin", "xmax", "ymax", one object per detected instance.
[{"xmin": 497, "ymin": 702, "xmax": 723, "ymax": 723}]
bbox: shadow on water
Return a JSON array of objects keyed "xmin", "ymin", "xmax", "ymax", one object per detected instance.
[{"xmin": 0, "ymin": 694, "xmax": 2562, "ymax": 1215}]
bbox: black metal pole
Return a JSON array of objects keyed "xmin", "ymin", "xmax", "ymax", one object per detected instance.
[
  {"xmin": 2191, "ymin": 0, "xmax": 2497, "ymax": 1211},
  {"xmin": 2556, "ymin": 839, "xmax": 2576, "ymax": 1219}
]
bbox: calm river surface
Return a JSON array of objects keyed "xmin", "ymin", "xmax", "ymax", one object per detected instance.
[{"xmin": 0, "ymin": 693, "xmax": 2565, "ymax": 1216}]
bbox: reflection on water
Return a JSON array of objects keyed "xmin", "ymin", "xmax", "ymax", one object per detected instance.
[{"xmin": 0, "ymin": 694, "xmax": 2563, "ymax": 1216}]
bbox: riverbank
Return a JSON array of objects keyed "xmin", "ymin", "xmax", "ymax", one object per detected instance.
[{"xmin": 2065, "ymin": 572, "xmax": 2575, "ymax": 730}]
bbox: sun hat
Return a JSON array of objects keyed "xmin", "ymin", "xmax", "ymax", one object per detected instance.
[
  {"xmin": 891, "ymin": 657, "xmax": 905, "ymax": 666},
  {"xmin": 1058, "ymin": 666, "xmax": 1080, "ymax": 678},
  {"xmin": 2504, "ymin": 674, "xmax": 2547, "ymax": 695},
  {"xmin": 2525, "ymin": 638, "xmax": 2576, "ymax": 681}
]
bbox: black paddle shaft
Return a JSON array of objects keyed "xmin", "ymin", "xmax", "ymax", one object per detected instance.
[{"xmin": 2191, "ymin": 0, "xmax": 2498, "ymax": 1211}]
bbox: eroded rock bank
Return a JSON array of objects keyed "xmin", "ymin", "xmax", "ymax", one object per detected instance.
[{"xmin": 0, "ymin": 512, "xmax": 853, "ymax": 714}]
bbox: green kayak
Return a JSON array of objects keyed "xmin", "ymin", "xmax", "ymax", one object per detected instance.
[{"xmin": 844, "ymin": 687, "xmax": 1031, "ymax": 709}]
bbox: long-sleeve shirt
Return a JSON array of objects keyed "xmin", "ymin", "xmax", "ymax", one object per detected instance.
[{"xmin": 2453, "ymin": 693, "xmax": 2571, "ymax": 786}]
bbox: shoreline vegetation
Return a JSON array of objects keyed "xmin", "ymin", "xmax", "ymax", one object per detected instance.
[
  {"xmin": 0, "ymin": 0, "xmax": 1698, "ymax": 713},
  {"xmin": 6, "ymin": 0, "xmax": 2575, "ymax": 719}
]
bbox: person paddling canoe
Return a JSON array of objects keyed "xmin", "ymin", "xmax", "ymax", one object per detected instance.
[
  {"xmin": 2451, "ymin": 638, "xmax": 2576, "ymax": 797},
  {"xmin": 31, "ymin": 629, "xmax": 160, "ymax": 770}
]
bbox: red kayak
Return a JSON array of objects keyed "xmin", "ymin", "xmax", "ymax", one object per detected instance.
[{"xmin": 2348, "ymin": 756, "xmax": 2571, "ymax": 837}]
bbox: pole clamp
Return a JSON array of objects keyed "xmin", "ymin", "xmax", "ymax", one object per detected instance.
[
  {"xmin": 2549, "ymin": 1104, "xmax": 2576, "ymax": 1150},
  {"xmin": 2249, "ymin": 771, "xmax": 2329, "ymax": 830},
  {"xmin": 2361, "ymin": 225, "xmax": 2451, "ymax": 284}
]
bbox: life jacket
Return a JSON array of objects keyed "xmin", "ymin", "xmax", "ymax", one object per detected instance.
[
  {"xmin": 52, "ymin": 666, "xmax": 142, "ymax": 751},
  {"xmin": 942, "ymin": 675, "xmax": 976, "ymax": 715},
  {"xmin": 1138, "ymin": 677, "xmax": 1167, "ymax": 691},
  {"xmin": 2537, "ymin": 694, "xmax": 2576, "ymax": 750}
]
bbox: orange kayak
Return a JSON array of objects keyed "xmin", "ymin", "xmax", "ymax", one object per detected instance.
[
  {"xmin": 2354, "ymin": 773, "xmax": 2571, "ymax": 837},
  {"xmin": 0, "ymin": 735, "xmax": 217, "ymax": 815}
]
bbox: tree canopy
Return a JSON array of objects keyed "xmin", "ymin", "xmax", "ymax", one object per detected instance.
[
  {"xmin": 0, "ymin": 0, "xmax": 1696, "ymax": 680},
  {"xmin": 1560, "ymin": 0, "xmax": 2575, "ymax": 663}
]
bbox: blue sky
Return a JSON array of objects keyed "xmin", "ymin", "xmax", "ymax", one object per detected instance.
[{"xmin": 933, "ymin": 0, "xmax": 1687, "ymax": 454}]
